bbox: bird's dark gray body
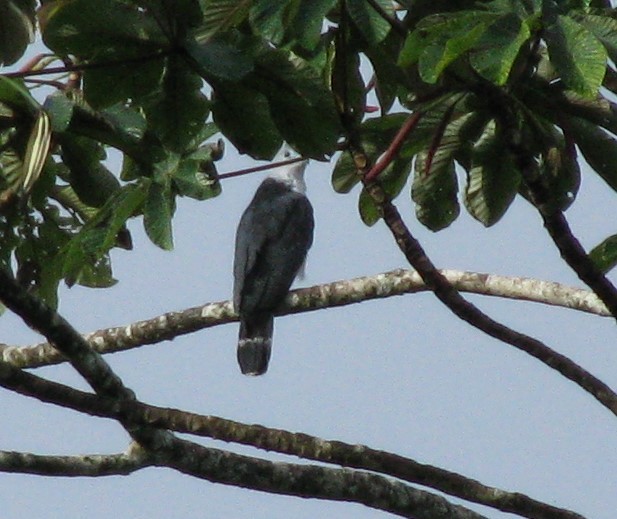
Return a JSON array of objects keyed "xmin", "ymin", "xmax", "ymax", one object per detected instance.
[{"xmin": 233, "ymin": 163, "xmax": 314, "ymax": 375}]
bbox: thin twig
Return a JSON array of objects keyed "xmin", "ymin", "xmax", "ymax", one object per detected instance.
[{"xmin": 218, "ymin": 157, "xmax": 304, "ymax": 180}]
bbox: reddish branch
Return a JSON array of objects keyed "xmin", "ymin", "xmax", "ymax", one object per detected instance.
[
  {"xmin": 343, "ymin": 109, "xmax": 617, "ymax": 418},
  {"xmin": 364, "ymin": 112, "xmax": 422, "ymax": 182}
]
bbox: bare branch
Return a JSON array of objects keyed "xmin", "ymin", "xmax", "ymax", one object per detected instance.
[
  {"xmin": 362, "ymin": 187, "xmax": 617, "ymax": 418},
  {"xmin": 523, "ymin": 179, "xmax": 617, "ymax": 320},
  {"xmin": 0, "ymin": 268, "xmax": 169, "ymax": 449},
  {"xmin": 163, "ymin": 437, "xmax": 490, "ymax": 519},
  {"xmin": 1, "ymin": 269, "xmax": 608, "ymax": 369},
  {"xmin": 0, "ymin": 364, "xmax": 587, "ymax": 519},
  {"xmin": 0, "ymin": 449, "xmax": 152, "ymax": 477}
]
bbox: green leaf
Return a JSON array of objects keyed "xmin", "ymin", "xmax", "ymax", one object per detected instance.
[
  {"xmin": 101, "ymin": 104, "xmax": 148, "ymax": 142},
  {"xmin": 332, "ymin": 114, "xmax": 409, "ymax": 193},
  {"xmin": 365, "ymin": 31, "xmax": 406, "ymax": 113},
  {"xmin": 73, "ymin": 253, "xmax": 117, "ymax": 289},
  {"xmin": 0, "ymin": 0, "xmax": 35, "ymax": 65},
  {"xmin": 291, "ymin": 0, "xmax": 337, "ymax": 50},
  {"xmin": 0, "ymin": 76, "xmax": 39, "ymax": 114},
  {"xmin": 398, "ymin": 29, "xmax": 426, "ymax": 68},
  {"xmin": 88, "ymin": 183, "xmax": 146, "ymax": 251},
  {"xmin": 331, "ymin": 44, "xmax": 365, "ymax": 124},
  {"xmin": 60, "ymin": 135, "xmax": 121, "ymax": 208},
  {"xmin": 249, "ymin": 0, "xmax": 294, "ymax": 43},
  {"xmin": 567, "ymin": 116, "xmax": 617, "ymax": 191},
  {"xmin": 40, "ymin": 0, "xmax": 166, "ymax": 57},
  {"xmin": 145, "ymin": 56, "xmax": 209, "ymax": 153},
  {"xmin": 358, "ymin": 188, "xmax": 381, "ymax": 226},
  {"xmin": 138, "ymin": 0, "xmax": 203, "ymax": 38},
  {"xmin": 346, "ymin": 0, "xmax": 391, "ymax": 45},
  {"xmin": 254, "ymin": 50, "xmax": 341, "ymax": 159},
  {"xmin": 411, "ymin": 111, "xmax": 472, "ymax": 230},
  {"xmin": 412, "ymin": 153, "xmax": 459, "ymax": 231},
  {"xmin": 544, "ymin": 14, "xmax": 606, "ymax": 97},
  {"xmin": 574, "ymin": 13, "xmax": 617, "ymax": 64},
  {"xmin": 464, "ymin": 120, "xmax": 521, "ymax": 226},
  {"xmin": 212, "ymin": 81, "xmax": 282, "ymax": 160},
  {"xmin": 83, "ymin": 53, "xmax": 165, "ymax": 109},
  {"xmin": 185, "ymin": 38, "xmax": 254, "ymax": 81},
  {"xmin": 199, "ymin": 0, "xmax": 252, "ymax": 41},
  {"xmin": 43, "ymin": 92, "xmax": 75, "ymax": 132},
  {"xmin": 589, "ymin": 234, "xmax": 617, "ymax": 274},
  {"xmin": 419, "ymin": 20, "xmax": 488, "ymax": 84},
  {"xmin": 144, "ymin": 179, "xmax": 174, "ymax": 250},
  {"xmin": 172, "ymin": 158, "xmax": 221, "ymax": 200},
  {"xmin": 22, "ymin": 111, "xmax": 52, "ymax": 194},
  {"xmin": 470, "ymin": 12, "xmax": 531, "ymax": 84}
]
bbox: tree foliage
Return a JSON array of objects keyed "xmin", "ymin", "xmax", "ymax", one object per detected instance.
[
  {"xmin": 1, "ymin": 1, "xmax": 617, "ymax": 517},
  {"xmin": 0, "ymin": 0, "xmax": 616, "ymax": 304}
]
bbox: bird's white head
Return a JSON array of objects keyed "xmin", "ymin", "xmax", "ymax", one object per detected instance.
[{"xmin": 270, "ymin": 155, "xmax": 308, "ymax": 195}]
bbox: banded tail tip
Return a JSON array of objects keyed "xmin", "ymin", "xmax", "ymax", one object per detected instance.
[{"xmin": 237, "ymin": 337, "xmax": 272, "ymax": 376}]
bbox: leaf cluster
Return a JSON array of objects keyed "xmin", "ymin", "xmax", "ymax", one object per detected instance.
[{"xmin": 1, "ymin": 0, "xmax": 617, "ymax": 307}]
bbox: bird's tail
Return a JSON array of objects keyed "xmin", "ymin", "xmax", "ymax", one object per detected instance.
[{"xmin": 237, "ymin": 314, "xmax": 274, "ymax": 376}]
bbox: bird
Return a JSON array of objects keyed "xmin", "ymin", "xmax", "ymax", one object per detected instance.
[{"xmin": 233, "ymin": 157, "xmax": 314, "ymax": 375}]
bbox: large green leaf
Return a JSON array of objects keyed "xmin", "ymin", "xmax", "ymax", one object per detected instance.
[
  {"xmin": 0, "ymin": 0, "xmax": 35, "ymax": 65},
  {"xmin": 249, "ymin": 0, "xmax": 295, "ymax": 44},
  {"xmin": 199, "ymin": 0, "xmax": 252, "ymax": 41},
  {"xmin": 568, "ymin": 116, "xmax": 617, "ymax": 191},
  {"xmin": 412, "ymin": 152, "xmax": 459, "ymax": 231},
  {"xmin": 464, "ymin": 120, "xmax": 521, "ymax": 226},
  {"xmin": 419, "ymin": 21, "xmax": 488, "ymax": 84},
  {"xmin": 254, "ymin": 50, "xmax": 341, "ymax": 159},
  {"xmin": 60, "ymin": 134, "xmax": 121, "ymax": 208},
  {"xmin": 185, "ymin": 38, "xmax": 254, "ymax": 81},
  {"xmin": 212, "ymin": 81, "xmax": 282, "ymax": 160},
  {"xmin": 411, "ymin": 109, "xmax": 476, "ymax": 230},
  {"xmin": 83, "ymin": 53, "xmax": 165, "ymax": 109},
  {"xmin": 145, "ymin": 56, "xmax": 209, "ymax": 153},
  {"xmin": 43, "ymin": 92, "xmax": 75, "ymax": 132},
  {"xmin": 470, "ymin": 12, "xmax": 531, "ymax": 84},
  {"xmin": 346, "ymin": 0, "xmax": 391, "ymax": 45},
  {"xmin": 290, "ymin": 0, "xmax": 337, "ymax": 50},
  {"xmin": 589, "ymin": 234, "xmax": 617, "ymax": 274},
  {"xmin": 0, "ymin": 76, "xmax": 39, "ymax": 114},
  {"xmin": 144, "ymin": 179, "xmax": 174, "ymax": 250},
  {"xmin": 574, "ymin": 14, "xmax": 617, "ymax": 64},
  {"xmin": 544, "ymin": 14, "xmax": 606, "ymax": 97},
  {"xmin": 40, "ymin": 0, "xmax": 166, "ymax": 56},
  {"xmin": 399, "ymin": 12, "xmax": 495, "ymax": 83}
]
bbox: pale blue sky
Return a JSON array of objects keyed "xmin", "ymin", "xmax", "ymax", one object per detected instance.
[{"xmin": 1, "ymin": 30, "xmax": 616, "ymax": 519}]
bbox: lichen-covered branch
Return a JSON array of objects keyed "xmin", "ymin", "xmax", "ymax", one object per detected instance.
[
  {"xmin": 0, "ymin": 450, "xmax": 152, "ymax": 476},
  {"xmin": 0, "ymin": 267, "xmax": 169, "ymax": 449},
  {"xmin": 161, "ymin": 437, "xmax": 490, "ymax": 519},
  {"xmin": 1, "ymin": 269, "xmax": 607, "ymax": 369},
  {"xmin": 0, "ymin": 363, "xmax": 587, "ymax": 519}
]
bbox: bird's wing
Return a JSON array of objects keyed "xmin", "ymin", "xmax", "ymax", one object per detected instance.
[{"xmin": 234, "ymin": 186, "xmax": 313, "ymax": 314}]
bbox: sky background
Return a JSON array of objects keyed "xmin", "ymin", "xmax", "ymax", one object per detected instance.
[{"xmin": 1, "ymin": 36, "xmax": 617, "ymax": 519}]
